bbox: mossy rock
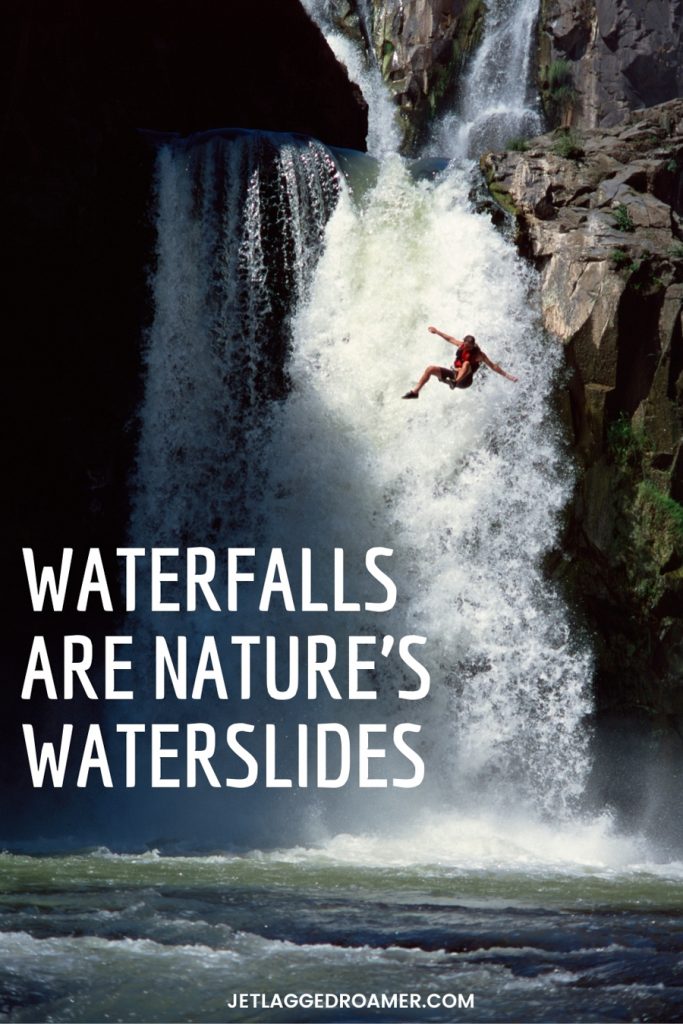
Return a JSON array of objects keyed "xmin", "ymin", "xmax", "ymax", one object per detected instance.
[
  {"xmin": 635, "ymin": 482, "xmax": 683, "ymax": 558},
  {"xmin": 452, "ymin": 0, "xmax": 486, "ymax": 65},
  {"xmin": 381, "ymin": 39, "xmax": 394, "ymax": 79},
  {"xmin": 486, "ymin": 178, "xmax": 520, "ymax": 217}
]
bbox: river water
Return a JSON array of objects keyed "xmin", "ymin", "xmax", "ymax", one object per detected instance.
[{"xmin": 2, "ymin": 829, "xmax": 683, "ymax": 1022}]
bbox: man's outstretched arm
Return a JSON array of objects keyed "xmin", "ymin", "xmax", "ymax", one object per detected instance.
[
  {"xmin": 481, "ymin": 352, "xmax": 518, "ymax": 382},
  {"xmin": 428, "ymin": 325, "xmax": 461, "ymax": 347}
]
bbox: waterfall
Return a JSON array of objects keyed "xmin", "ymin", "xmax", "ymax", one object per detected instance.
[
  {"xmin": 430, "ymin": 0, "xmax": 543, "ymax": 158},
  {"xmin": 130, "ymin": 0, "xmax": 593, "ymax": 843},
  {"xmin": 268, "ymin": 158, "xmax": 592, "ymax": 818},
  {"xmin": 299, "ymin": 0, "xmax": 401, "ymax": 157},
  {"xmin": 133, "ymin": 131, "xmax": 340, "ymax": 547}
]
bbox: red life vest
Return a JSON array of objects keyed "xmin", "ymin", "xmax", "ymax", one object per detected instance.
[{"xmin": 454, "ymin": 345, "xmax": 481, "ymax": 373}]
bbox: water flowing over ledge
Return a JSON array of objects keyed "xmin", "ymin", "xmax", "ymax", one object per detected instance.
[
  {"xmin": 130, "ymin": 104, "xmax": 592, "ymax": 843},
  {"xmin": 121, "ymin": 0, "xmax": 598, "ymax": 847}
]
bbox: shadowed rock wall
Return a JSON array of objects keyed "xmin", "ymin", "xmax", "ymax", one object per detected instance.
[
  {"xmin": 2, "ymin": 0, "xmax": 367, "ymax": 824},
  {"xmin": 3, "ymin": 0, "xmax": 367, "ymax": 593},
  {"xmin": 538, "ymin": 0, "xmax": 683, "ymax": 129},
  {"xmin": 482, "ymin": 100, "xmax": 683, "ymax": 723}
]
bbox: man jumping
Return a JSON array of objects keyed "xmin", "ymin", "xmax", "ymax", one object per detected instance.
[{"xmin": 402, "ymin": 325, "xmax": 518, "ymax": 398}]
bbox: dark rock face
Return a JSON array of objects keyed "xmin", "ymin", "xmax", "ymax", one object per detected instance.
[
  {"xmin": 538, "ymin": 0, "xmax": 683, "ymax": 129},
  {"xmin": 2, "ymin": 0, "xmax": 367, "ymax": 811},
  {"xmin": 3, "ymin": 0, "xmax": 368, "ymax": 147},
  {"xmin": 481, "ymin": 100, "xmax": 683, "ymax": 724}
]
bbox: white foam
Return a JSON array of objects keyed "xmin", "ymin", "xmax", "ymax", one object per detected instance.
[
  {"xmin": 266, "ymin": 156, "xmax": 592, "ymax": 817},
  {"xmin": 265, "ymin": 810, "xmax": 683, "ymax": 879}
]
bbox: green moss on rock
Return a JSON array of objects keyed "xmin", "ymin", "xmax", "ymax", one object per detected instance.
[
  {"xmin": 638, "ymin": 482, "xmax": 683, "ymax": 545},
  {"xmin": 480, "ymin": 159, "xmax": 520, "ymax": 217},
  {"xmin": 488, "ymin": 181, "xmax": 520, "ymax": 216},
  {"xmin": 599, "ymin": 413, "xmax": 682, "ymax": 618},
  {"xmin": 451, "ymin": 0, "xmax": 486, "ymax": 68},
  {"xmin": 381, "ymin": 39, "xmax": 394, "ymax": 78}
]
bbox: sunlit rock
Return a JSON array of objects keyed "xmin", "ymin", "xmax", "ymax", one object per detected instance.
[{"xmin": 483, "ymin": 98, "xmax": 683, "ymax": 715}]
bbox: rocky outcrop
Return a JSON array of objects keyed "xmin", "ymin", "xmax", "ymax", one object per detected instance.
[
  {"xmin": 330, "ymin": 0, "xmax": 485, "ymax": 152},
  {"xmin": 481, "ymin": 100, "xmax": 683, "ymax": 721},
  {"xmin": 538, "ymin": 0, "xmax": 683, "ymax": 130}
]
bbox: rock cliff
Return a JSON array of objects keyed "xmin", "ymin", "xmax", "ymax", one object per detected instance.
[
  {"xmin": 481, "ymin": 100, "xmax": 683, "ymax": 722},
  {"xmin": 332, "ymin": 0, "xmax": 683, "ymax": 151},
  {"xmin": 538, "ymin": 0, "xmax": 683, "ymax": 130}
]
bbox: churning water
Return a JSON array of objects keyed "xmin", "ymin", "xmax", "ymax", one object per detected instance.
[
  {"xmin": 129, "ymin": 0, "xmax": 590, "ymax": 837},
  {"xmin": 2, "ymin": 845, "xmax": 683, "ymax": 1023},
  {"xmin": 268, "ymin": 154, "xmax": 592, "ymax": 820}
]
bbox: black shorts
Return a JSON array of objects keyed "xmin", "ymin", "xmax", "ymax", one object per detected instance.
[{"xmin": 438, "ymin": 366, "xmax": 473, "ymax": 389}]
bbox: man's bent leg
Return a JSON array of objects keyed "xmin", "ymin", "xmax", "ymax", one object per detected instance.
[
  {"xmin": 454, "ymin": 364, "xmax": 473, "ymax": 388},
  {"xmin": 403, "ymin": 365, "xmax": 451, "ymax": 399},
  {"xmin": 415, "ymin": 365, "xmax": 448, "ymax": 392}
]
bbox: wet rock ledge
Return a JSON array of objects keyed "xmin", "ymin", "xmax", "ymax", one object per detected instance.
[{"xmin": 482, "ymin": 100, "xmax": 683, "ymax": 724}]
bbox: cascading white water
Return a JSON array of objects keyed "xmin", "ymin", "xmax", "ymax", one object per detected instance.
[
  {"xmin": 430, "ymin": 0, "xmax": 543, "ymax": 157},
  {"xmin": 131, "ymin": 0, "xmax": 594, "ymax": 840},
  {"xmin": 299, "ymin": 0, "xmax": 401, "ymax": 157},
  {"xmin": 265, "ymin": 159, "xmax": 592, "ymax": 818},
  {"xmin": 133, "ymin": 131, "xmax": 340, "ymax": 546}
]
